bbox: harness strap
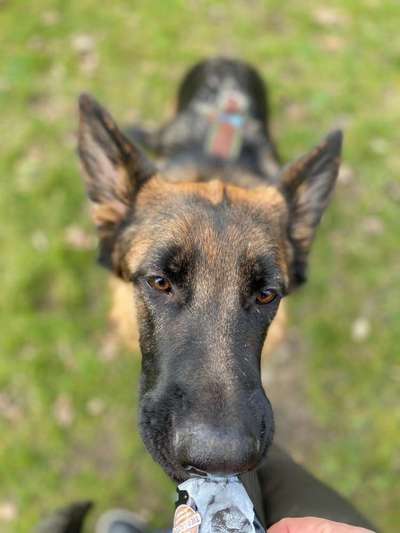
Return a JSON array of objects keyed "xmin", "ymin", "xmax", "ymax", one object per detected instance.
[{"xmin": 240, "ymin": 470, "xmax": 267, "ymax": 528}]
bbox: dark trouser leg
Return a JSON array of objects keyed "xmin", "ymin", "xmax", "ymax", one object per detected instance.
[{"xmin": 255, "ymin": 444, "xmax": 376, "ymax": 531}]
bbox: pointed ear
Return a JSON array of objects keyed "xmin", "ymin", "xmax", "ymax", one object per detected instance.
[
  {"xmin": 279, "ymin": 130, "xmax": 343, "ymax": 286},
  {"xmin": 78, "ymin": 93, "xmax": 155, "ymax": 233},
  {"xmin": 78, "ymin": 94, "xmax": 156, "ymax": 271}
]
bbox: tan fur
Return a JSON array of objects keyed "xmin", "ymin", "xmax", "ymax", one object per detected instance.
[
  {"xmin": 91, "ymin": 198, "xmax": 128, "ymax": 228},
  {"xmin": 135, "ymin": 175, "xmax": 285, "ymax": 212},
  {"xmin": 109, "ymin": 276, "xmax": 140, "ymax": 348},
  {"xmin": 109, "ymin": 276, "xmax": 287, "ymax": 358}
]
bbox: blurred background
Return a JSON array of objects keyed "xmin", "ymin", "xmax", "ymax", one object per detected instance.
[{"xmin": 0, "ymin": 1, "xmax": 399, "ymax": 531}]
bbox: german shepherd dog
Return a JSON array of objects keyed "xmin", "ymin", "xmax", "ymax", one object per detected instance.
[{"xmin": 77, "ymin": 58, "xmax": 342, "ymax": 483}]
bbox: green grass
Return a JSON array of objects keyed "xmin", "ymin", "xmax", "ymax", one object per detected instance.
[{"xmin": 0, "ymin": 1, "xmax": 399, "ymax": 531}]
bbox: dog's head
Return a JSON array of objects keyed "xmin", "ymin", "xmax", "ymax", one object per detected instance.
[{"xmin": 77, "ymin": 94, "xmax": 342, "ymax": 481}]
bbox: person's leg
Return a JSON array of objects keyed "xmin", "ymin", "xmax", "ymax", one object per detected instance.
[
  {"xmin": 35, "ymin": 504, "xmax": 156, "ymax": 533},
  {"xmin": 256, "ymin": 444, "xmax": 376, "ymax": 531},
  {"xmin": 34, "ymin": 501, "xmax": 93, "ymax": 533}
]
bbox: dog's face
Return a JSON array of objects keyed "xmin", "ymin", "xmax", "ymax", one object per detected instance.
[{"xmin": 78, "ymin": 94, "xmax": 342, "ymax": 481}]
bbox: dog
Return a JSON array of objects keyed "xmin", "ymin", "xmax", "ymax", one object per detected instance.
[{"xmin": 77, "ymin": 57, "xmax": 342, "ymax": 483}]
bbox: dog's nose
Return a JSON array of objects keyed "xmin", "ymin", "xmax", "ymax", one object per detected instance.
[{"xmin": 173, "ymin": 422, "xmax": 262, "ymax": 476}]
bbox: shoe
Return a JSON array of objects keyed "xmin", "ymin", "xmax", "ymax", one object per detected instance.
[{"xmin": 96, "ymin": 509, "xmax": 147, "ymax": 533}]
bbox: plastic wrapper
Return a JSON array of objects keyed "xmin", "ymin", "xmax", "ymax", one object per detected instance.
[{"xmin": 173, "ymin": 475, "xmax": 264, "ymax": 533}]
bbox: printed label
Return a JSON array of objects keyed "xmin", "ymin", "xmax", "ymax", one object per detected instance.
[{"xmin": 173, "ymin": 504, "xmax": 202, "ymax": 533}]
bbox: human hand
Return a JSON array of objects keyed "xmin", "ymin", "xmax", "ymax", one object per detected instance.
[{"xmin": 268, "ymin": 517, "xmax": 374, "ymax": 533}]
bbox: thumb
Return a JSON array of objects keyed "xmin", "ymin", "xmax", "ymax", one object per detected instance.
[{"xmin": 268, "ymin": 517, "xmax": 375, "ymax": 533}]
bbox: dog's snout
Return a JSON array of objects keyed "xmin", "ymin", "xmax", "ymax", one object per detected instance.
[{"xmin": 173, "ymin": 422, "xmax": 262, "ymax": 476}]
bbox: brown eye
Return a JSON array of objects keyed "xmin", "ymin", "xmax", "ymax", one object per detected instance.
[
  {"xmin": 256, "ymin": 289, "xmax": 277, "ymax": 305},
  {"xmin": 147, "ymin": 275, "xmax": 172, "ymax": 294}
]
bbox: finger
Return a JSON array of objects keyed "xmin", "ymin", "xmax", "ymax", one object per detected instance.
[{"xmin": 268, "ymin": 516, "xmax": 375, "ymax": 533}]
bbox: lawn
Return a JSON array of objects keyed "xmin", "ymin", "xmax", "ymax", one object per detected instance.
[{"xmin": 0, "ymin": 1, "xmax": 399, "ymax": 531}]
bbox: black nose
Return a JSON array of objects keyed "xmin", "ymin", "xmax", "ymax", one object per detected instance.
[{"xmin": 173, "ymin": 422, "xmax": 262, "ymax": 476}]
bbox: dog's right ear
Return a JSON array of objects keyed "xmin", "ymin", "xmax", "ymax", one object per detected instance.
[
  {"xmin": 78, "ymin": 93, "xmax": 156, "ymax": 236},
  {"xmin": 278, "ymin": 131, "xmax": 342, "ymax": 287}
]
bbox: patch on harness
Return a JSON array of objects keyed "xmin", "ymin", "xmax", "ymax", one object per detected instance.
[{"xmin": 204, "ymin": 84, "xmax": 249, "ymax": 161}]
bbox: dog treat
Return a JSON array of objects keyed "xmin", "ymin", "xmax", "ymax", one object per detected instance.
[{"xmin": 173, "ymin": 476, "xmax": 264, "ymax": 533}]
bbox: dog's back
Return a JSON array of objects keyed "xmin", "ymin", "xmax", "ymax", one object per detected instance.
[{"xmin": 128, "ymin": 58, "xmax": 280, "ymax": 183}]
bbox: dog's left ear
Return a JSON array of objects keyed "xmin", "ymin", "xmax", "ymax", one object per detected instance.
[
  {"xmin": 78, "ymin": 94, "xmax": 156, "ymax": 270},
  {"xmin": 279, "ymin": 130, "xmax": 343, "ymax": 286},
  {"xmin": 78, "ymin": 93, "xmax": 155, "ymax": 231}
]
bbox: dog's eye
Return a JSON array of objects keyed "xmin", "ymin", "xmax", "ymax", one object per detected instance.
[
  {"xmin": 146, "ymin": 275, "xmax": 172, "ymax": 294},
  {"xmin": 256, "ymin": 289, "xmax": 277, "ymax": 305}
]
